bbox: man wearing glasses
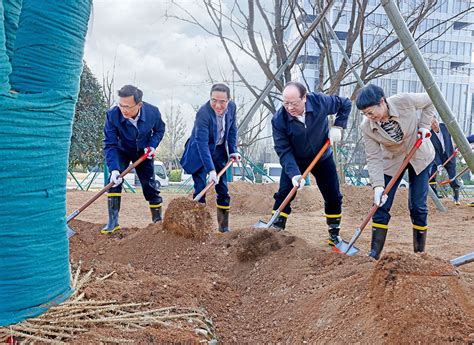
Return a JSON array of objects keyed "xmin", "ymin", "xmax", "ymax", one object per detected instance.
[
  {"xmin": 271, "ymin": 81, "xmax": 351, "ymax": 248},
  {"xmin": 102, "ymin": 85, "xmax": 166, "ymax": 234},
  {"xmin": 180, "ymin": 83, "xmax": 240, "ymax": 232}
]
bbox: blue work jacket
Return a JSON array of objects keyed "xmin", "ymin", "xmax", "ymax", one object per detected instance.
[
  {"xmin": 104, "ymin": 102, "xmax": 165, "ymax": 171},
  {"xmin": 430, "ymin": 123, "xmax": 456, "ymax": 166},
  {"xmin": 180, "ymin": 101, "xmax": 238, "ymax": 174},
  {"xmin": 272, "ymin": 92, "xmax": 351, "ymax": 178}
]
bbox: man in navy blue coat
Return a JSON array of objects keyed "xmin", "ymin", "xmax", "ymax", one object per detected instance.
[
  {"xmin": 467, "ymin": 134, "xmax": 474, "ymax": 207},
  {"xmin": 102, "ymin": 85, "xmax": 165, "ymax": 234},
  {"xmin": 271, "ymin": 81, "xmax": 351, "ymax": 247},
  {"xmin": 180, "ymin": 83, "xmax": 240, "ymax": 232},
  {"xmin": 429, "ymin": 117, "xmax": 460, "ymax": 204}
]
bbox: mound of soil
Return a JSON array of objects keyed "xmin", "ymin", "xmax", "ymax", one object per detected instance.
[
  {"xmin": 363, "ymin": 252, "xmax": 473, "ymax": 343},
  {"xmin": 163, "ymin": 197, "xmax": 213, "ymax": 239},
  {"xmin": 67, "ymin": 220, "xmax": 474, "ymax": 343},
  {"xmin": 234, "ymin": 229, "xmax": 296, "ymax": 262}
]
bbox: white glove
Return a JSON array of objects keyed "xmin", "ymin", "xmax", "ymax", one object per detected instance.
[
  {"xmin": 417, "ymin": 128, "xmax": 431, "ymax": 140},
  {"xmin": 145, "ymin": 146, "xmax": 156, "ymax": 159},
  {"xmin": 437, "ymin": 165, "xmax": 443, "ymax": 175},
  {"xmin": 229, "ymin": 153, "xmax": 241, "ymax": 162},
  {"xmin": 110, "ymin": 170, "xmax": 123, "ymax": 187},
  {"xmin": 329, "ymin": 126, "xmax": 342, "ymax": 144},
  {"xmin": 373, "ymin": 186, "xmax": 388, "ymax": 207},
  {"xmin": 209, "ymin": 170, "xmax": 219, "ymax": 185},
  {"xmin": 291, "ymin": 175, "xmax": 304, "ymax": 190}
]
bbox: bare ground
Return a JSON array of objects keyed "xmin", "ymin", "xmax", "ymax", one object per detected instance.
[{"xmin": 62, "ymin": 182, "xmax": 474, "ymax": 343}]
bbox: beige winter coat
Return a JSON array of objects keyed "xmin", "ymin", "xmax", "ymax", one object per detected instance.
[{"xmin": 360, "ymin": 93, "xmax": 435, "ymax": 188}]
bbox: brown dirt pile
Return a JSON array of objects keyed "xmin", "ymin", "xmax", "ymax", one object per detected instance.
[
  {"xmin": 208, "ymin": 182, "xmax": 440, "ymax": 219},
  {"xmin": 362, "ymin": 252, "xmax": 473, "ymax": 343},
  {"xmin": 163, "ymin": 197, "xmax": 213, "ymax": 239},
  {"xmin": 234, "ymin": 229, "xmax": 297, "ymax": 262},
  {"xmin": 68, "ymin": 220, "xmax": 474, "ymax": 343}
]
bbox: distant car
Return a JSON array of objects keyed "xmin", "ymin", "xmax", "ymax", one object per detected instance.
[
  {"xmin": 134, "ymin": 160, "xmax": 169, "ymax": 187},
  {"xmin": 262, "ymin": 163, "xmax": 282, "ymax": 183},
  {"xmin": 231, "ymin": 163, "xmax": 255, "ymax": 183}
]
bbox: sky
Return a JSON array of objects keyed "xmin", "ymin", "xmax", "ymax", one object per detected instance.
[{"xmin": 84, "ymin": 0, "xmax": 260, "ymax": 133}]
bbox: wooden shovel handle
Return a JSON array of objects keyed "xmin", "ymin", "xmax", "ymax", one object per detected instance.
[
  {"xmin": 276, "ymin": 139, "xmax": 331, "ymax": 214},
  {"xmin": 67, "ymin": 149, "xmax": 151, "ymax": 222},
  {"xmin": 193, "ymin": 158, "xmax": 236, "ymax": 202},
  {"xmin": 428, "ymin": 149, "xmax": 458, "ymax": 182},
  {"xmin": 357, "ymin": 137, "xmax": 423, "ymax": 233}
]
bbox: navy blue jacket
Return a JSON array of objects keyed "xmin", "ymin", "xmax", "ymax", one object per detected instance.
[
  {"xmin": 467, "ymin": 134, "xmax": 474, "ymax": 143},
  {"xmin": 272, "ymin": 92, "xmax": 351, "ymax": 178},
  {"xmin": 430, "ymin": 123, "xmax": 456, "ymax": 166},
  {"xmin": 104, "ymin": 102, "xmax": 165, "ymax": 171},
  {"xmin": 180, "ymin": 101, "xmax": 238, "ymax": 174}
]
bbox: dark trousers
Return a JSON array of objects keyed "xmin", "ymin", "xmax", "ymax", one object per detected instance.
[
  {"xmin": 429, "ymin": 160, "xmax": 460, "ymax": 190},
  {"xmin": 109, "ymin": 150, "xmax": 162, "ymax": 205},
  {"xmin": 272, "ymin": 155, "xmax": 342, "ymax": 217},
  {"xmin": 192, "ymin": 144, "xmax": 230, "ymax": 207},
  {"xmin": 373, "ymin": 163, "xmax": 429, "ymax": 228}
]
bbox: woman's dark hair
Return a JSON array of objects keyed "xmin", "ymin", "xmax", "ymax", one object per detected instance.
[
  {"xmin": 118, "ymin": 85, "xmax": 143, "ymax": 104},
  {"xmin": 210, "ymin": 83, "xmax": 231, "ymax": 99},
  {"xmin": 355, "ymin": 84, "xmax": 385, "ymax": 110},
  {"xmin": 284, "ymin": 81, "xmax": 307, "ymax": 98}
]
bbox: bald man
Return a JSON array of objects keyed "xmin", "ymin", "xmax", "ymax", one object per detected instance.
[{"xmin": 270, "ymin": 81, "xmax": 351, "ymax": 247}]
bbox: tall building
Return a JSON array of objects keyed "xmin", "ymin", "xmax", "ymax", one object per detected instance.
[{"xmin": 291, "ymin": 0, "xmax": 474, "ymax": 135}]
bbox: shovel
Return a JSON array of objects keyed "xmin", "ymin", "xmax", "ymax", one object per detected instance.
[
  {"xmin": 333, "ymin": 137, "xmax": 424, "ymax": 256},
  {"xmin": 450, "ymin": 252, "xmax": 474, "ymax": 267},
  {"xmin": 66, "ymin": 148, "xmax": 151, "ymax": 238},
  {"xmin": 428, "ymin": 149, "xmax": 458, "ymax": 182},
  {"xmin": 254, "ymin": 139, "xmax": 331, "ymax": 229},
  {"xmin": 193, "ymin": 157, "xmax": 236, "ymax": 202},
  {"xmin": 439, "ymin": 166, "xmax": 470, "ymax": 186}
]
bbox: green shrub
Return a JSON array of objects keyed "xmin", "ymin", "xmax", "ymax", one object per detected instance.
[{"xmin": 169, "ymin": 169, "xmax": 182, "ymax": 182}]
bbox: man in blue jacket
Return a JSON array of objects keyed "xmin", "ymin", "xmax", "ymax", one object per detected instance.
[
  {"xmin": 271, "ymin": 81, "xmax": 351, "ymax": 247},
  {"xmin": 467, "ymin": 134, "xmax": 474, "ymax": 207},
  {"xmin": 429, "ymin": 117, "xmax": 460, "ymax": 204},
  {"xmin": 180, "ymin": 83, "xmax": 240, "ymax": 232},
  {"xmin": 102, "ymin": 85, "xmax": 165, "ymax": 234}
]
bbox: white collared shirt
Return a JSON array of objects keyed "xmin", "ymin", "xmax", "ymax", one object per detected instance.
[
  {"xmin": 127, "ymin": 109, "xmax": 141, "ymax": 128},
  {"xmin": 435, "ymin": 129, "xmax": 445, "ymax": 152},
  {"xmin": 216, "ymin": 110, "xmax": 227, "ymax": 145}
]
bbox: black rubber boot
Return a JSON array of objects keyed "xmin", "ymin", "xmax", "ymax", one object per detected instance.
[
  {"xmin": 150, "ymin": 206, "xmax": 162, "ymax": 223},
  {"xmin": 453, "ymin": 188, "xmax": 460, "ymax": 205},
  {"xmin": 326, "ymin": 216, "xmax": 342, "ymax": 247},
  {"xmin": 217, "ymin": 208, "xmax": 230, "ymax": 233},
  {"xmin": 272, "ymin": 215, "xmax": 287, "ymax": 231},
  {"xmin": 368, "ymin": 227, "xmax": 388, "ymax": 260},
  {"xmin": 413, "ymin": 229, "xmax": 427, "ymax": 253},
  {"xmin": 101, "ymin": 195, "xmax": 121, "ymax": 234}
]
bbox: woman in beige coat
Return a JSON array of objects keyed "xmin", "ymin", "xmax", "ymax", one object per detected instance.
[{"xmin": 356, "ymin": 84, "xmax": 435, "ymax": 259}]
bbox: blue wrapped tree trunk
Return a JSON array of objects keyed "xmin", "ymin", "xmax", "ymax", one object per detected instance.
[{"xmin": 0, "ymin": 0, "xmax": 92, "ymax": 326}]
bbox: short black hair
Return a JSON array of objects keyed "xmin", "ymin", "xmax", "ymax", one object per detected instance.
[
  {"xmin": 284, "ymin": 81, "xmax": 307, "ymax": 98},
  {"xmin": 118, "ymin": 85, "xmax": 143, "ymax": 104},
  {"xmin": 355, "ymin": 84, "xmax": 385, "ymax": 110},
  {"xmin": 210, "ymin": 83, "xmax": 231, "ymax": 99}
]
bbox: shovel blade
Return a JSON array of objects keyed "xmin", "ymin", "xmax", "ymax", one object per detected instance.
[
  {"xmin": 67, "ymin": 225, "xmax": 76, "ymax": 239},
  {"xmin": 253, "ymin": 219, "xmax": 270, "ymax": 229},
  {"xmin": 332, "ymin": 240, "xmax": 359, "ymax": 256}
]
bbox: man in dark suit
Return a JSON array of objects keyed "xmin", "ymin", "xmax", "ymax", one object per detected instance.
[
  {"xmin": 271, "ymin": 81, "xmax": 351, "ymax": 247},
  {"xmin": 180, "ymin": 83, "xmax": 240, "ymax": 232},
  {"xmin": 429, "ymin": 117, "xmax": 460, "ymax": 204},
  {"xmin": 103, "ymin": 85, "xmax": 166, "ymax": 234},
  {"xmin": 467, "ymin": 134, "xmax": 474, "ymax": 207}
]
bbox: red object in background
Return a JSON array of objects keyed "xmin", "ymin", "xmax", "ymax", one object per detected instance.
[{"xmin": 5, "ymin": 336, "xmax": 17, "ymax": 344}]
